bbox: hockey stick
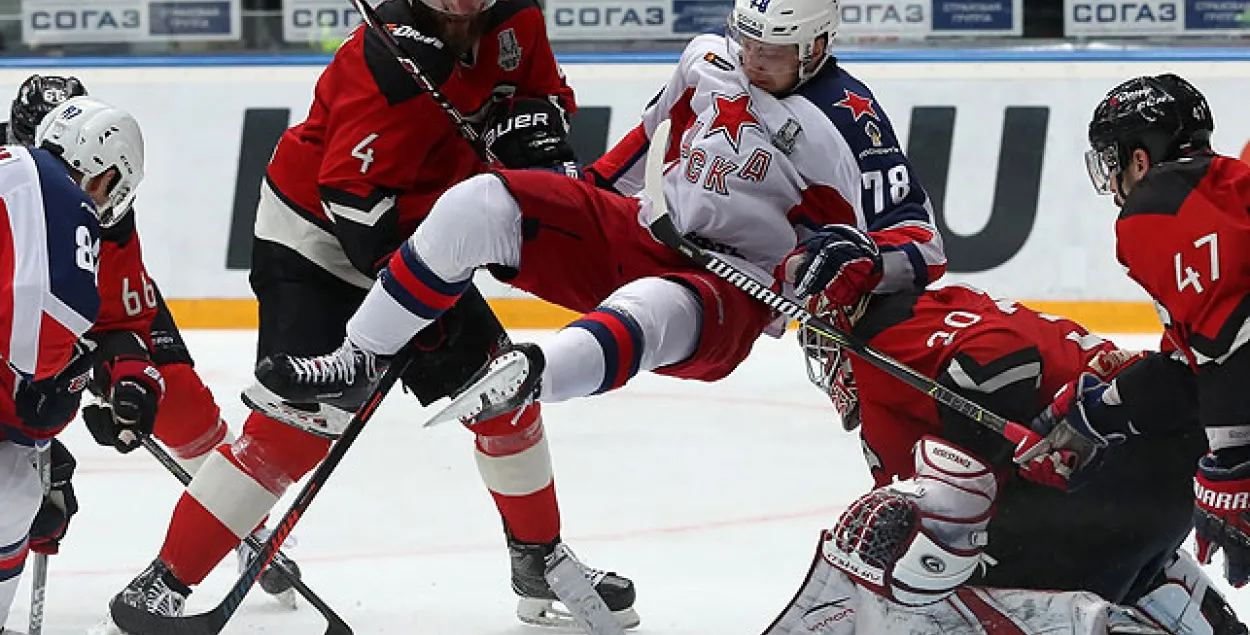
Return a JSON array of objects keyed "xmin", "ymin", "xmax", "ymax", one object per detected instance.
[
  {"xmin": 110, "ymin": 355, "xmax": 412, "ymax": 635},
  {"xmin": 346, "ymin": 0, "xmax": 498, "ymax": 164},
  {"xmin": 139, "ymin": 436, "xmax": 353, "ymax": 635},
  {"xmin": 27, "ymin": 441, "xmax": 50, "ymax": 635},
  {"xmin": 640, "ymin": 120, "xmax": 1043, "ymax": 454}
]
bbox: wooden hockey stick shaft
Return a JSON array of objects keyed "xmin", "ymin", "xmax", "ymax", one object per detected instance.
[
  {"xmin": 139, "ymin": 436, "xmax": 353, "ymax": 634},
  {"xmin": 640, "ymin": 119, "xmax": 1043, "ymax": 455}
]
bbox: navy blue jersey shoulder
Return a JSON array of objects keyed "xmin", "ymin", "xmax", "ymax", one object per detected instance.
[
  {"xmin": 364, "ymin": 0, "xmax": 455, "ymax": 106},
  {"xmin": 795, "ymin": 64, "xmax": 931, "ymax": 230},
  {"xmin": 29, "ymin": 146, "xmax": 101, "ymax": 324}
]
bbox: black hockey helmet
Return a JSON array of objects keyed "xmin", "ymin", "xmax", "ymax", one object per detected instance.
[
  {"xmin": 1085, "ymin": 73, "xmax": 1213, "ymax": 195},
  {"xmin": 10, "ymin": 75, "xmax": 89, "ymax": 146}
]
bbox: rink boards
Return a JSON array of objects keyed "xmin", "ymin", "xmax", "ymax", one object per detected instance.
[{"xmin": 2, "ymin": 49, "xmax": 1250, "ymax": 332}]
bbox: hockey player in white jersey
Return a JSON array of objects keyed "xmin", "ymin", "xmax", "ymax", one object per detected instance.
[
  {"xmin": 0, "ymin": 96, "xmax": 144, "ymax": 634},
  {"xmin": 245, "ymin": 0, "xmax": 946, "ymax": 443}
]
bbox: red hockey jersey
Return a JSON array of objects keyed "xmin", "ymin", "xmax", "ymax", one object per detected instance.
[
  {"xmin": 89, "ymin": 212, "xmax": 157, "ymax": 348},
  {"xmin": 258, "ymin": 0, "xmax": 575, "ymax": 288},
  {"xmin": 849, "ymin": 285, "xmax": 1131, "ymax": 486}
]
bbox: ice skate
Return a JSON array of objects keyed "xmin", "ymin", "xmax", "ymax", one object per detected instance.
[
  {"xmin": 424, "ymin": 343, "xmax": 544, "ymax": 428},
  {"xmin": 510, "ymin": 535, "xmax": 639, "ymax": 631},
  {"xmin": 235, "ymin": 526, "xmax": 301, "ymax": 610},
  {"xmin": 94, "ymin": 559, "xmax": 189, "ymax": 635},
  {"xmin": 242, "ymin": 339, "xmax": 389, "ymax": 437}
]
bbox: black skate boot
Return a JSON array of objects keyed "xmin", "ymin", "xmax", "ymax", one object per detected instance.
[
  {"xmin": 242, "ymin": 338, "xmax": 390, "ymax": 438},
  {"xmin": 235, "ymin": 525, "xmax": 302, "ymax": 610},
  {"xmin": 97, "ymin": 558, "xmax": 190, "ymax": 635},
  {"xmin": 424, "ymin": 343, "xmax": 544, "ymax": 428},
  {"xmin": 509, "ymin": 534, "xmax": 639, "ymax": 630}
]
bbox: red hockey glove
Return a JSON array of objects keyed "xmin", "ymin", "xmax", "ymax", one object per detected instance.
[
  {"xmin": 1195, "ymin": 455, "xmax": 1250, "ymax": 588},
  {"xmin": 1016, "ymin": 373, "xmax": 1133, "ymax": 491},
  {"xmin": 779, "ymin": 225, "xmax": 883, "ymax": 308},
  {"xmin": 29, "ymin": 438, "xmax": 78, "ymax": 555},
  {"xmin": 85, "ymin": 355, "xmax": 164, "ymax": 453}
]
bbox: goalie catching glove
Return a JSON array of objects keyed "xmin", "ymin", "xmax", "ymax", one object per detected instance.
[
  {"xmin": 83, "ymin": 331, "xmax": 165, "ymax": 453},
  {"xmin": 825, "ymin": 436, "xmax": 997, "ymax": 606}
]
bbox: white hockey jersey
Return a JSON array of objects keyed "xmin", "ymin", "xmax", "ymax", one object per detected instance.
[{"xmin": 591, "ymin": 34, "xmax": 945, "ymax": 291}]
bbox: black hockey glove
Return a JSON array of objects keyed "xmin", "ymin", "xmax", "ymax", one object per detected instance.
[
  {"xmin": 29, "ymin": 438, "xmax": 78, "ymax": 555},
  {"xmin": 84, "ymin": 331, "xmax": 165, "ymax": 453},
  {"xmin": 483, "ymin": 97, "xmax": 579, "ymax": 170},
  {"xmin": 14, "ymin": 341, "xmax": 94, "ymax": 435}
]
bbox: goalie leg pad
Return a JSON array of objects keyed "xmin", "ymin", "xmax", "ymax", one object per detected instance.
[{"xmin": 1134, "ymin": 549, "xmax": 1247, "ymax": 635}]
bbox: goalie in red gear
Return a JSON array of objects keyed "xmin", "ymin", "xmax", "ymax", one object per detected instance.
[{"xmin": 794, "ymin": 283, "xmax": 1246, "ymax": 633}]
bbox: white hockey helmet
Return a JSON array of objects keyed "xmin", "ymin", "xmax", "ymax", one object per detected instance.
[
  {"xmin": 34, "ymin": 96, "xmax": 144, "ymax": 228},
  {"xmin": 728, "ymin": 0, "xmax": 839, "ymax": 86},
  {"xmin": 414, "ymin": 0, "xmax": 495, "ymax": 16}
]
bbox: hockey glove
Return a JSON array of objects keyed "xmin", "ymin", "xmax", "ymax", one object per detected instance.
[
  {"xmin": 779, "ymin": 225, "xmax": 883, "ymax": 308},
  {"xmin": 1016, "ymin": 373, "xmax": 1133, "ymax": 491},
  {"xmin": 1195, "ymin": 455, "xmax": 1250, "ymax": 588},
  {"xmin": 483, "ymin": 97, "xmax": 578, "ymax": 170},
  {"xmin": 13, "ymin": 342, "xmax": 94, "ymax": 436},
  {"xmin": 85, "ymin": 355, "xmax": 165, "ymax": 453},
  {"xmin": 29, "ymin": 438, "xmax": 78, "ymax": 555}
]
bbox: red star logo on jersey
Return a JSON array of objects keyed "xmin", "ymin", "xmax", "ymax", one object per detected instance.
[
  {"xmin": 704, "ymin": 92, "xmax": 761, "ymax": 153},
  {"xmin": 835, "ymin": 89, "xmax": 877, "ymax": 122}
]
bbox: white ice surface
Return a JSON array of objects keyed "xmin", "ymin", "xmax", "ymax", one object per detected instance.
[{"xmin": 4, "ymin": 330, "xmax": 1241, "ymax": 634}]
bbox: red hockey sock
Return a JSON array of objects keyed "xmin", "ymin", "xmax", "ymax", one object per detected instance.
[
  {"xmin": 471, "ymin": 404, "xmax": 561, "ymax": 544},
  {"xmin": 152, "ymin": 363, "xmax": 229, "ymax": 461}
]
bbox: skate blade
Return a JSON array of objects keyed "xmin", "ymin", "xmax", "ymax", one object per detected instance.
[
  {"xmin": 1106, "ymin": 607, "xmax": 1169, "ymax": 635},
  {"xmin": 272, "ymin": 587, "xmax": 299, "ymax": 611},
  {"xmin": 86, "ymin": 615, "xmax": 127, "ymax": 635},
  {"xmin": 242, "ymin": 383, "xmax": 349, "ymax": 438},
  {"xmin": 517, "ymin": 598, "xmax": 640, "ymax": 631},
  {"xmin": 423, "ymin": 354, "xmax": 533, "ymax": 428}
]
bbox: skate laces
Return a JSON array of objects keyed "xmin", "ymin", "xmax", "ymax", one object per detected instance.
[
  {"xmin": 550, "ymin": 543, "xmax": 608, "ymax": 587},
  {"xmin": 289, "ymin": 342, "xmax": 372, "ymax": 387},
  {"xmin": 122, "ymin": 565, "xmax": 186, "ymax": 617}
]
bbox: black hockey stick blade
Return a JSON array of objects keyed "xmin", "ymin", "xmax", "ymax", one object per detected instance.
[
  {"xmin": 346, "ymin": 0, "xmax": 497, "ymax": 164},
  {"xmin": 640, "ymin": 119, "xmax": 1043, "ymax": 454},
  {"xmin": 111, "ymin": 356, "xmax": 411, "ymax": 635},
  {"xmin": 140, "ymin": 436, "xmax": 354, "ymax": 635}
]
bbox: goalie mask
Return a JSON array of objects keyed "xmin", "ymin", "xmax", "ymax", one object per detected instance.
[{"xmin": 800, "ymin": 294, "xmax": 870, "ymax": 431}]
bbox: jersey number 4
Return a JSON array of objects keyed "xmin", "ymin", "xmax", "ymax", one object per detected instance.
[{"xmin": 1175, "ymin": 232, "xmax": 1219, "ymax": 294}]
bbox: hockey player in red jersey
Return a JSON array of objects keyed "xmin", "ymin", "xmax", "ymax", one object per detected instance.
[
  {"xmin": 771, "ymin": 283, "xmax": 1246, "ymax": 634},
  {"xmin": 1017, "ymin": 74, "xmax": 1250, "ymax": 594},
  {"xmin": 104, "ymin": 1, "xmax": 642, "ymax": 632},
  {"xmin": 2, "ymin": 75, "xmax": 304, "ymax": 611},
  {"xmin": 0, "ymin": 95, "xmax": 144, "ymax": 635},
  {"xmin": 248, "ymin": 0, "xmax": 946, "ymax": 486}
]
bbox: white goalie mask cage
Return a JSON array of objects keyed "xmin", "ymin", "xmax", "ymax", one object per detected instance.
[
  {"xmin": 34, "ymin": 96, "xmax": 144, "ymax": 228},
  {"xmin": 799, "ymin": 295, "xmax": 870, "ymax": 431}
]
